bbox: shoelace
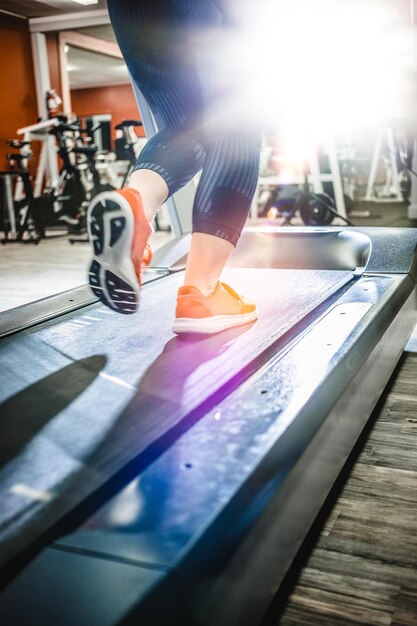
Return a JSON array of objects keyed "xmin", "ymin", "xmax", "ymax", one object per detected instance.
[
  {"xmin": 142, "ymin": 243, "xmax": 153, "ymax": 267},
  {"xmin": 134, "ymin": 243, "xmax": 153, "ymax": 285},
  {"xmin": 220, "ymin": 282, "xmax": 245, "ymax": 302}
]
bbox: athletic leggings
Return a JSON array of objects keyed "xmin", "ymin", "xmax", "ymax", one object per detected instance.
[{"xmin": 107, "ymin": 0, "xmax": 263, "ymax": 246}]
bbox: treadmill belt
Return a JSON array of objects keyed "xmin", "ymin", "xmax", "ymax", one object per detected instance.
[{"xmin": 0, "ymin": 268, "xmax": 352, "ymax": 567}]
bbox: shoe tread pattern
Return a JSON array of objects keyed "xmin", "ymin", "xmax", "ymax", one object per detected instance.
[
  {"xmin": 88, "ymin": 195, "xmax": 138, "ymax": 315},
  {"xmin": 105, "ymin": 270, "xmax": 137, "ymax": 313},
  {"xmin": 110, "ymin": 216, "xmax": 126, "ymax": 247}
]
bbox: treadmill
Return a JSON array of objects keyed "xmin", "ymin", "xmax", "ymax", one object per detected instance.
[
  {"xmin": 0, "ymin": 224, "xmax": 416, "ymax": 626},
  {"xmin": 1, "ymin": 73, "xmax": 416, "ymax": 626}
]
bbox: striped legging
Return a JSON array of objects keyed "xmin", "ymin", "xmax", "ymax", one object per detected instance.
[{"xmin": 107, "ymin": 0, "xmax": 263, "ymax": 246}]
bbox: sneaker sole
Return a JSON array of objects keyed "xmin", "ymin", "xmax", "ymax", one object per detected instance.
[
  {"xmin": 172, "ymin": 308, "xmax": 258, "ymax": 334},
  {"xmin": 87, "ymin": 192, "xmax": 139, "ymax": 314}
]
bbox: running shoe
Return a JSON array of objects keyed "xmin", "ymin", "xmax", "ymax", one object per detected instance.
[
  {"xmin": 87, "ymin": 188, "xmax": 152, "ymax": 314},
  {"xmin": 173, "ymin": 282, "xmax": 258, "ymax": 334}
]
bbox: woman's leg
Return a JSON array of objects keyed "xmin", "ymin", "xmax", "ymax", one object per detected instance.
[
  {"xmin": 108, "ymin": 0, "xmax": 261, "ymax": 256},
  {"xmin": 99, "ymin": 0, "xmax": 262, "ymax": 330},
  {"xmin": 185, "ymin": 133, "xmax": 261, "ymax": 291},
  {"xmin": 88, "ymin": 0, "xmax": 208, "ymax": 312},
  {"xmin": 107, "ymin": 0, "xmax": 207, "ymax": 215}
]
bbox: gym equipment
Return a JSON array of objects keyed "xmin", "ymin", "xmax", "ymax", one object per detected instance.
[
  {"xmin": 261, "ymin": 166, "xmax": 354, "ymax": 227},
  {"xmin": 114, "ymin": 119, "xmax": 146, "ymax": 188},
  {"xmin": 35, "ymin": 117, "xmax": 115, "ymax": 236},
  {"xmin": 1, "ymin": 140, "xmax": 42, "ymax": 244},
  {"xmin": 0, "ymin": 172, "xmax": 18, "ymax": 241},
  {"xmin": 298, "ymin": 191, "xmax": 335, "ymax": 225},
  {"xmin": 2, "ymin": 118, "xmax": 115, "ymax": 240},
  {"xmin": 48, "ymin": 118, "xmax": 105, "ymax": 215},
  {"xmin": 365, "ymin": 127, "xmax": 405, "ymax": 202},
  {"xmin": 15, "ymin": 118, "xmax": 60, "ymax": 201},
  {"xmin": 253, "ymin": 138, "xmax": 348, "ymax": 222},
  {"xmin": 113, "ymin": 119, "xmax": 169, "ymax": 233},
  {"xmin": 297, "ymin": 161, "xmax": 354, "ymax": 226},
  {"xmin": 0, "ymin": 226, "xmax": 416, "ymax": 626},
  {"xmin": 45, "ymin": 89, "xmax": 62, "ymax": 118},
  {"xmin": 259, "ymin": 185, "xmax": 302, "ymax": 225}
]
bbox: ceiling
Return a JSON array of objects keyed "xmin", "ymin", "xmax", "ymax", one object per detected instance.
[
  {"xmin": 77, "ymin": 23, "xmax": 115, "ymax": 42},
  {"xmin": 1, "ymin": 2, "xmax": 123, "ymax": 89},
  {"xmin": 67, "ymin": 45, "xmax": 129, "ymax": 89},
  {"xmin": 1, "ymin": 0, "xmax": 107, "ymax": 19},
  {"xmin": 67, "ymin": 23, "xmax": 123, "ymax": 89}
]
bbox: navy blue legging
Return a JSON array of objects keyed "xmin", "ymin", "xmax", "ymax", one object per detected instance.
[{"xmin": 107, "ymin": 0, "xmax": 263, "ymax": 246}]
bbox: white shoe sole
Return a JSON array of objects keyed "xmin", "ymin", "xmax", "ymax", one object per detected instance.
[
  {"xmin": 172, "ymin": 308, "xmax": 258, "ymax": 334},
  {"xmin": 87, "ymin": 192, "xmax": 140, "ymax": 314}
]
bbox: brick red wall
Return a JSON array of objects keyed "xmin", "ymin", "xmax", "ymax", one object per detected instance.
[
  {"xmin": 70, "ymin": 83, "xmax": 145, "ymax": 140},
  {"xmin": 0, "ymin": 14, "xmax": 38, "ymax": 171},
  {"xmin": 46, "ymin": 32, "xmax": 61, "ymax": 94}
]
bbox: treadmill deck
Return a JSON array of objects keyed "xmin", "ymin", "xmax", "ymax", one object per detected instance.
[
  {"xmin": 0, "ymin": 267, "xmax": 352, "ymax": 567},
  {"xmin": 2, "ymin": 221, "xmax": 417, "ymax": 626}
]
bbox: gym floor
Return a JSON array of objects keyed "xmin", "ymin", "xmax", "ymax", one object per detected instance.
[
  {"xmin": 0, "ymin": 228, "xmax": 173, "ymax": 312},
  {"xmin": 270, "ymin": 344, "xmax": 417, "ymax": 626},
  {"xmin": 1, "ymin": 200, "xmax": 417, "ymax": 625}
]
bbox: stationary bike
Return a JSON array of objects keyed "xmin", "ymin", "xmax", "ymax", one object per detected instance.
[
  {"xmin": 2, "ymin": 139, "xmax": 42, "ymax": 243},
  {"xmin": 114, "ymin": 119, "xmax": 169, "ymax": 232},
  {"xmin": 263, "ymin": 162, "xmax": 354, "ymax": 226},
  {"xmin": 40, "ymin": 117, "xmax": 115, "ymax": 236}
]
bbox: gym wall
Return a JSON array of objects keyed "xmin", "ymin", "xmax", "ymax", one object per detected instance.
[
  {"xmin": 46, "ymin": 32, "xmax": 62, "ymax": 95},
  {"xmin": 45, "ymin": 35, "xmax": 142, "ymax": 141},
  {"xmin": 0, "ymin": 13, "xmax": 38, "ymax": 171},
  {"xmin": 71, "ymin": 84, "xmax": 144, "ymax": 141}
]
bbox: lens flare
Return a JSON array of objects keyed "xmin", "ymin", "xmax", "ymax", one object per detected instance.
[{"xmin": 207, "ymin": 0, "xmax": 412, "ymax": 144}]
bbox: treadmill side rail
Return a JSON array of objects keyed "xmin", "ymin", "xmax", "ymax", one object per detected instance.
[
  {"xmin": 0, "ymin": 271, "xmax": 168, "ymax": 339},
  {"xmin": 151, "ymin": 226, "xmax": 417, "ymax": 280}
]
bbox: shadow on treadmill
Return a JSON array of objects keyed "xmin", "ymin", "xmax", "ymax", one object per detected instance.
[{"xmin": 0, "ymin": 355, "xmax": 107, "ymax": 469}]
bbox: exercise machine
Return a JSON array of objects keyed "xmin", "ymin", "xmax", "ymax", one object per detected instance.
[
  {"xmin": 113, "ymin": 119, "xmax": 169, "ymax": 232},
  {"xmin": 2, "ymin": 118, "xmax": 115, "ymax": 240},
  {"xmin": 1, "ymin": 140, "xmax": 41, "ymax": 243},
  {"xmin": 114, "ymin": 119, "xmax": 146, "ymax": 188},
  {"xmin": 253, "ymin": 137, "xmax": 349, "ymax": 224},
  {"xmin": 364, "ymin": 126, "xmax": 406, "ymax": 203},
  {"xmin": 44, "ymin": 117, "xmax": 114, "ymax": 231},
  {"xmin": 0, "ymin": 69, "xmax": 416, "ymax": 626},
  {"xmin": 0, "ymin": 225, "xmax": 416, "ymax": 626},
  {"xmin": 261, "ymin": 164, "xmax": 355, "ymax": 227},
  {"xmin": 15, "ymin": 118, "xmax": 60, "ymax": 201}
]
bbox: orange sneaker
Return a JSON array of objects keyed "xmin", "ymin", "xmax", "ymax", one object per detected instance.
[
  {"xmin": 173, "ymin": 282, "xmax": 258, "ymax": 334},
  {"xmin": 87, "ymin": 188, "xmax": 153, "ymax": 314}
]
